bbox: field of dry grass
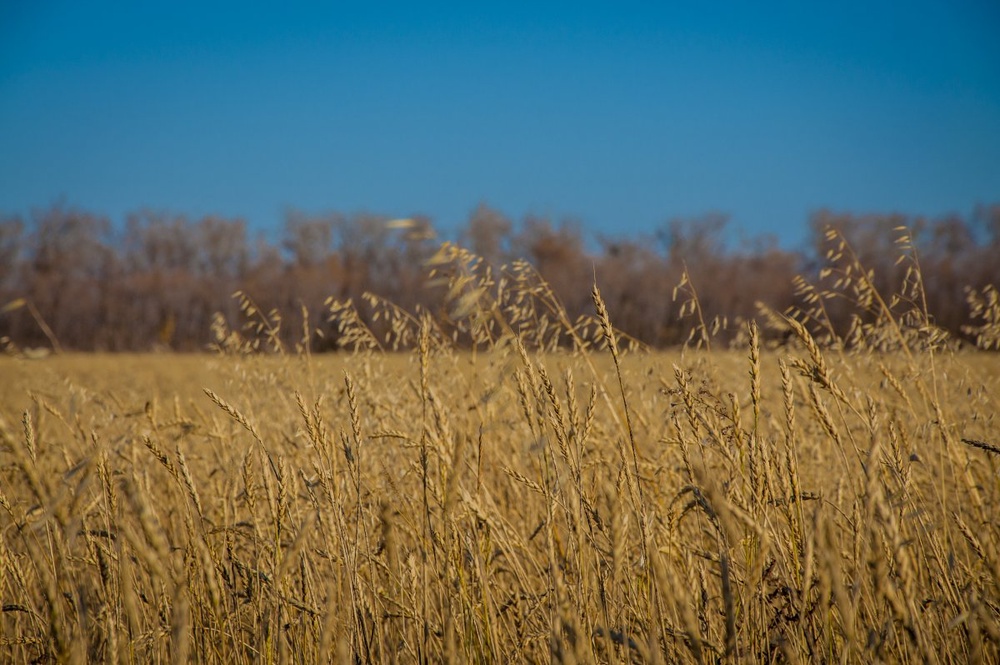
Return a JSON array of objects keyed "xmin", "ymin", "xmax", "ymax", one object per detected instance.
[{"xmin": 2, "ymin": 238, "xmax": 1000, "ymax": 663}]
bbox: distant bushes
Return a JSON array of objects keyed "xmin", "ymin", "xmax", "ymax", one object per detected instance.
[{"xmin": 0, "ymin": 202, "xmax": 997, "ymax": 351}]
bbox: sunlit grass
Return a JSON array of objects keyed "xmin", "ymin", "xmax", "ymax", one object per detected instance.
[{"xmin": 1, "ymin": 235, "xmax": 999, "ymax": 663}]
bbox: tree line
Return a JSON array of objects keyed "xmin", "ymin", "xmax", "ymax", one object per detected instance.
[{"xmin": 0, "ymin": 202, "xmax": 998, "ymax": 352}]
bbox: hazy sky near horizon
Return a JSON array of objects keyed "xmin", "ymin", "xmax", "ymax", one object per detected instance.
[{"xmin": 2, "ymin": 1, "xmax": 999, "ymax": 248}]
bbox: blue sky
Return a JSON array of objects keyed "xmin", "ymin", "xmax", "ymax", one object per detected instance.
[{"xmin": 2, "ymin": 1, "xmax": 998, "ymax": 248}]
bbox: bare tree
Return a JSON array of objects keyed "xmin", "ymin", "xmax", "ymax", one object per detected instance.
[{"xmin": 462, "ymin": 202, "xmax": 513, "ymax": 267}]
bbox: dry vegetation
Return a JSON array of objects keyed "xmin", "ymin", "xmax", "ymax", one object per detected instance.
[
  {"xmin": 3, "ymin": 203, "xmax": 999, "ymax": 352},
  {"xmin": 2, "ymin": 230, "xmax": 1000, "ymax": 663}
]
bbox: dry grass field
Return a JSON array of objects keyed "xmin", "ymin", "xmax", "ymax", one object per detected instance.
[{"xmin": 2, "ymin": 239, "xmax": 1000, "ymax": 663}]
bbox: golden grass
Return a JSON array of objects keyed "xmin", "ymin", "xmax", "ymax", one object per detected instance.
[{"xmin": 1, "ymin": 237, "xmax": 1000, "ymax": 663}]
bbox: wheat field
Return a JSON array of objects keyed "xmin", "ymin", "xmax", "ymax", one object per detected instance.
[{"xmin": 2, "ymin": 239, "xmax": 1000, "ymax": 664}]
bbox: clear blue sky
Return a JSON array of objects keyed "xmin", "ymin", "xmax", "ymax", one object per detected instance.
[{"xmin": 2, "ymin": 1, "xmax": 998, "ymax": 248}]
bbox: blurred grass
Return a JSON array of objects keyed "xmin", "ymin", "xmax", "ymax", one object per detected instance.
[{"xmin": 1, "ymin": 234, "xmax": 999, "ymax": 663}]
